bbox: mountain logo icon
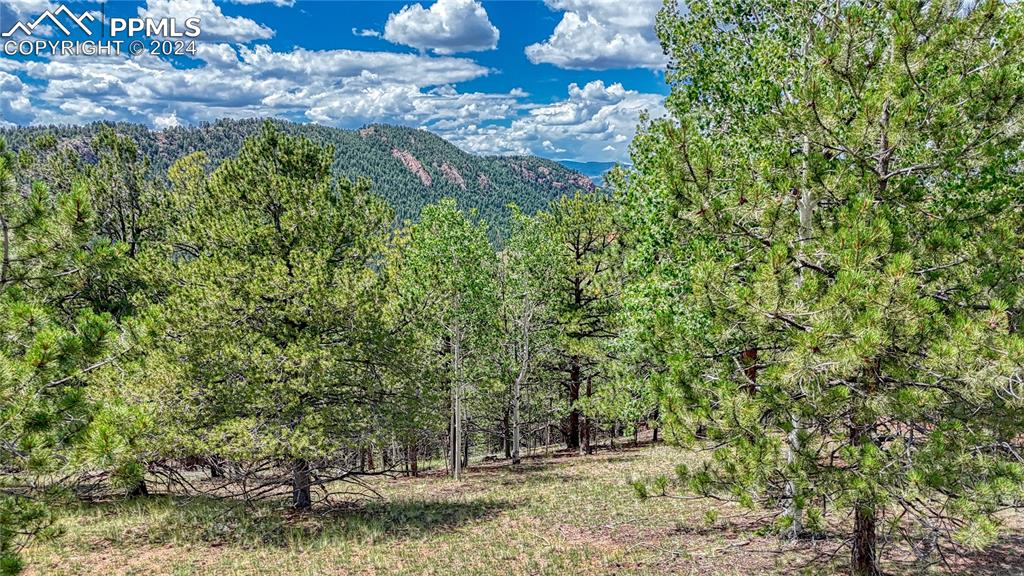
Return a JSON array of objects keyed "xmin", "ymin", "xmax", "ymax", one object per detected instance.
[{"xmin": 2, "ymin": 4, "xmax": 96, "ymax": 38}]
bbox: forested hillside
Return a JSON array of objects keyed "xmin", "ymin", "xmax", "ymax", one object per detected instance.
[
  {"xmin": 0, "ymin": 120, "xmax": 594, "ymax": 235},
  {"xmin": 1, "ymin": 1, "xmax": 1023, "ymax": 576}
]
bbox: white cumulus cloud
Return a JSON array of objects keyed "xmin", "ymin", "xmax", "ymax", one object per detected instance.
[
  {"xmin": 383, "ymin": 0, "xmax": 499, "ymax": 54},
  {"xmin": 0, "ymin": 72, "xmax": 35, "ymax": 127},
  {"xmin": 0, "ymin": 0, "xmax": 57, "ymax": 38},
  {"xmin": 526, "ymin": 0, "xmax": 667, "ymax": 70},
  {"xmin": 139, "ymin": 0, "xmax": 274, "ymax": 43},
  {"xmin": 1, "ymin": 0, "xmax": 54, "ymax": 18},
  {"xmin": 17, "ymin": 46, "xmax": 494, "ymax": 128},
  {"xmin": 444, "ymin": 80, "xmax": 666, "ymax": 162},
  {"xmin": 155, "ymin": 111, "xmax": 183, "ymax": 129}
]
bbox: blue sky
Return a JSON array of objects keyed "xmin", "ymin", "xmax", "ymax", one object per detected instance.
[{"xmin": 0, "ymin": 0, "xmax": 670, "ymax": 163}]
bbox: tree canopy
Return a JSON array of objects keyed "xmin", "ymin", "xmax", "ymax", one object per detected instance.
[{"xmin": 621, "ymin": 0, "xmax": 1024, "ymax": 573}]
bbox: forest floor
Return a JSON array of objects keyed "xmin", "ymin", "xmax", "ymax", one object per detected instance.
[{"xmin": 24, "ymin": 439, "xmax": 1024, "ymax": 576}]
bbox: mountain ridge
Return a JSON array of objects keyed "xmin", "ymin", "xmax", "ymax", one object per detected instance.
[
  {"xmin": 554, "ymin": 160, "xmax": 621, "ymax": 186},
  {"xmin": 0, "ymin": 119, "xmax": 596, "ymax": 235}
]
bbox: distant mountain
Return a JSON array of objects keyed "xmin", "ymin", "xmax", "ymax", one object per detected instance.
[
  {"xmin": 0, "ymin": 119, "xmax": 595, "ymax": 236},
  {"xmin": 555, "ymin": 161, "xmax": 620, "ymax": 186}
]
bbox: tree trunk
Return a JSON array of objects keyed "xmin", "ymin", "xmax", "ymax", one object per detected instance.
[
  {"xmin": 408, "ymin": 442, "xmax": 419, "ymax": 477},
  {"xmin": 544, "ymin": 417, "xmax": 551, "ymax": 455},
  {"xmin": 512, "ymin": 360, "xmax": 523, "ymax": 465},
  {"xmin": 292, "ymin": 459, "xmax": 311, "ymax": 510},
  {"xmin": 652, "ymin": 426, "xmax": 659, "ymax": 443},
  {"xmin": 1, "ymin": 218, "xmax": 10, "ymax": 285},
  {"xmin": 511, "ymin": 303, "xmax": 529, "ymax": 465},
  {"xmin": 784, "ymin": 131, "xmax": 814, "ymax": 539},
  {"xmin": 461, "ymin": 425, "xmax": 470, "ymax": 469},
  {"xmin": 503, "ymin": 411, "xmax": 512, "ymax": 459},
  {"xmin": 850, "ymin": 408, "xmax": 880, "ymax": 575},
  {"xmin": 209, "ymin": 456, "xmax": 225, "ymax": 479},
  {"xmin": 452, "ymin": 332, "xmax": 463, "ymax": 481},
  {"xmin": 740, "ymin": 347, "xmax": 759, "ymax": 392},
  {"xmin": 449, "ymin": 406, "xmax": 456, "ymax": 474},
  {"xmin": 566, "ymin": 362, "xmax": 581, "ymax": 449},
  {"xmin": 129, "ymin": 478, "xmax": 149, "ymax": 497},
  {"xmin": 581, "ymin": 419, "xmax": 591, "ymax": 455},
  {"xmin": 784, "ymin": 413, "xmax": 803, "ymax": 538},
  {"xmin": 581, "ymin": 376, "xmax": 593, "ymax": 455},
  {"xmin": 851, "ymin": 504, "xmax": 880, "ymax": 576}
]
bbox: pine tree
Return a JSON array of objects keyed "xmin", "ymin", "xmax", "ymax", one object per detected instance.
[
  {"xmin": 158, "ymin": 124, "xmax": 396, "ymax": 508},
  {"xmin": 0, "ymin": 140, "xmax": 117, "ymax": 574},
  {"xmin": 622, "ymin": 1, "xmax": 1024, "ymax": 573},
  {"xmin": 537, "ymin": 193, "xmax": 621, "ymax": 453},
  {"xmin": 71, "ymin": 128, "xmax": 172, "ymax": 498}
]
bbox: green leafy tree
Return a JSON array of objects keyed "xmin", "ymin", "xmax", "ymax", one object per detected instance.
[
  {"xmin": 622, "ymin": 0, "xmax": 1024, "ymax": 573},
  {"xmin": 496, "ymin": 207, "xmax": 561, "ymax": 463},
  {"xmin": 158, "ymin": 125, "xmax": 396, "ymax": 508},
  {"xmin": 389, "ymin": 198, "xmax": 497, "ymax": 480}
]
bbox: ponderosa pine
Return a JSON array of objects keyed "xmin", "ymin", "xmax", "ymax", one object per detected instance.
[
  {"xmin": 0, "ymin": 140, "xmax": 118, "ymax": 574},
  {"xmin": 622, "ymin": 1, "xmax": 1024, "ymax": 574},
  {"xmin": 534, "ymin": 193, "xmax": 621, "ymax": 453},
  {"xmin": 158, "ymin": 124, "xmax": 396, "ymax": 508}
]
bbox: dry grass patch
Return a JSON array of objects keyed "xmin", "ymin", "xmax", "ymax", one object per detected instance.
[{"xmin": 23, "ymin": 443, "xmax": 1024, "ymax": 575}]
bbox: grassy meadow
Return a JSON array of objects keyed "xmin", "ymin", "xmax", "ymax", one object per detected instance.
[{"xmin": 24, "ymin": 441, "xmax": 1024, "ymax": 576}]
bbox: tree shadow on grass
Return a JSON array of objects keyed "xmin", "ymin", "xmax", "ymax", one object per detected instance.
[
  {"xmin": 319, "ymin": 497, "xmax": 514, "ymax": 540},
  {"xmin": 706, "ymin": 528, "xmax": 1024, "ymax": 576},
  {"xmin": 882, "ymin": 533, "xmax": 1024, "ymax": 576},
  {"xmin": 64, "ymin": 494, "xmax": 515, "ymax": 549}
]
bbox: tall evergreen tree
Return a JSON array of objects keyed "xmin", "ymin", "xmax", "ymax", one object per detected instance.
[
  {"xmin": 622, "ymin": 1, "xmax": 1024, "ymax": 573},
  {"xmin": 158, "ymin": 125, "xmax": 396, "ymax": 508},
  {"xmin": 0, "ymin": 140, "xmax": 118, "ymax": 574},
  {"xmin": 72, "ymin": 128, "xmax": 174, "ymax": 498},
  {"xmin": 538, "ymin": 193, "xmax": 621, "ymax": 453}
]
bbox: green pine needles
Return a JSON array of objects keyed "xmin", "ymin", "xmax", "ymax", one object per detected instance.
[
  {"xmin": 2, "ymin": 3, "xmax": 1023, "ymax": 572},
  {"xmin": 621, "ymin": 0, "xmax": 1024, "ymax": 574},
  {"xmin": 0, "ymin": 141, "xmax": 117, "ymax": 575}
]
